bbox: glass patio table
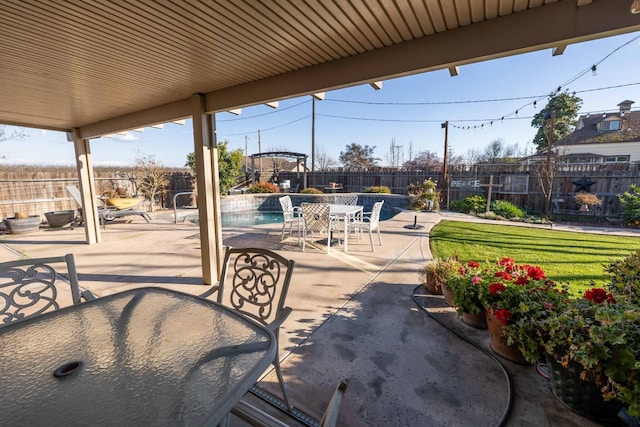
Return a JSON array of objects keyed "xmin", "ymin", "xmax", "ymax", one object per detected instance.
[{"xmin": 0, "ymin": 287, "xmax": 276, "ymax": 426}]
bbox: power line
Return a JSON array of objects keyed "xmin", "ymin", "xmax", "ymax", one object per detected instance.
[{"xmin": 218, "ymin": 114, "xmax": 310, "ymax": 137}]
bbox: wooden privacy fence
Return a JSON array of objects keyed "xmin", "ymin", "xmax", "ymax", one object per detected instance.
[
  {"xmin": 2, "ymin": 164, "xmax": 639, "ymax": 221},
  {"xmin": 0, "ymin": 170, "xmax": 194, "ymax": 220}
]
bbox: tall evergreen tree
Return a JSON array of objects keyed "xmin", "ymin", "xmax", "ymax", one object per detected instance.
[{"xmin": 531, "ymin": 91, "xmax": 582, "ymax": 151}]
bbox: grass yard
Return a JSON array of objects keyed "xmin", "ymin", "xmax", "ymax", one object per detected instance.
[{"xmin": 430, "ymin": 220, "xmax": 640, "ymax": 293}]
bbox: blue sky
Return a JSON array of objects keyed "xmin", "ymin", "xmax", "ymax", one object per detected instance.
[{"xmin": 2, "ymin": 31, "xmax": 639, "ymax": 168}]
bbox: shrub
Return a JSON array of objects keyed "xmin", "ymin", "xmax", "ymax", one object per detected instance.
[
  {"xmin": 490, "ymin": 200, "xmax": 525, "ymax": 218},
  {"xmin": 300, "ymin": 187, "xmax": 323, "ymax": 194},
  {"xmin": 247, "ymin": 182, "xmax": 279, "ymax": 193},
  {"xmin": 450, "ymin": 195, "xmax": 487, "ymax": 214},
  {"xmin": 364, "ymin": 186, "xmax": 391, "ymax": 194},
  {"xmin": 618, "ymin": 184, "xmax": 640, "ymax": 226}
]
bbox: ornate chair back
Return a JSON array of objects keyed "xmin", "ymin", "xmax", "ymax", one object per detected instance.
[
  {"xmin": 216, "ymin": 247, "xmax": 295, "ymax": 327},
  {"xmin": 0, "ymin": 254, "xmax": 86, "ymax": 326},
  {"xmin": 334, "ymin": 194, "xmax": 358, "ymax": 205},
  {"xmin": 214, "ymin": 246, "xmax": 296, "ymax": 409}
]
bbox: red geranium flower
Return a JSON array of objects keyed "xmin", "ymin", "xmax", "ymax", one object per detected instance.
[
  {"xmin": 468, "ymin": 261, "xmax": 480, "ymax": 268},
  {"xmin": 489, "ymin": 282, "xmax": 506, "ymax": 294},
  {"xmin": 584, "ymin": 288, "xmax": 616, "ymax": 304},
  {"xmin": 514, "ymin": 276, "xmax": 529, "ymax": 286},
  {"xmin": 526, "ymin": 265, "xmax": 546, "ymax": 280},
  {"xmin": 494, "ymin": 271, "xmax": 512, "ymax": 281},
  {"xmin": 494, "ymin": 308, "xmax": 513, "ymax": 326}
]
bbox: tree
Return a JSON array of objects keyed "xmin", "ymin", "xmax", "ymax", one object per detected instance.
[
  {"xmin": 0, "ymin": 125, "xmax": 25, "ymax": 143},
  {"xmin": 531, "ymin": 91, "xmax": 582, "ymax": 151},
  {"xmin": 403, "ymin": 150, "xmax": 441, "ymax": 169},
  {"xmin": 133, "ymin": 152, "xmax": 168, "ymax": 212},
  {"xmin": 185, "ymin": 140, "xmax": 243, "ymax": 195},
  {"xmin": 315, "ymin": 146, "xmax": 337, "ymax": 170},
  {"xmin": 339, "ymin": 143, "xmax": 378, "ymax": 170},
  {"xmin": 479, "ymin": 138, "xmax": 519, "ymax": 164},
  {"xmin": 384, "ymin": 138, "xmax": 403, "ymax": 168}
]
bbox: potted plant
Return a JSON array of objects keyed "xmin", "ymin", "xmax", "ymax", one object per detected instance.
[
  {"xmin": 574, "ymin": 192, "xmax": 601, "ymax": 212},
  {"xmin": 408, "ymin": 179, "xmax": 440, "ymax": 211},
  {"xmin": 523, "ymin": 251, "xmax": 640, "ymax": 420},
  {"xmin": 445, "ymin": 259, "xmax": 493, "ymax": 328},
  {"xmin": 478, "ymin": 257, "xmax": 568, "ymax": 364},
  {"xmin": 420, "ymin": 257, "xmax": 459, "ymax": 295}
]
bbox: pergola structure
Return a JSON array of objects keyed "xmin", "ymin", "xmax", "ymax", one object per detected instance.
[
  {"xmin": 250, "ymin": 151, "xmax": 308, "ymax": 190},
  {"xmin": 1, "ymin": 1, "xmax": 639, "ymax": 286}
]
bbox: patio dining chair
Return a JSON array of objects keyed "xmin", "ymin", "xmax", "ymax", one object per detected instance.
[
  {"xmin": 349, "ymin": 201, "xmax": 384, "ymax": 252},
  {"xmin": 300, "ymin": 203, "xmax": 340, "ymax": 253},
  {"xmin": 278, "ymin": 195, "xmax": 301, "ymax": 242},
  {"xmin": 0, "ymin": 254, "xmax": 96, "ymax": 326},
  {"xmin": 200, "ymin": 247, "xmax": 296, "ymax": 410},
  {"xmin": 334, "ymin": 194, "xmax": 358, "ymax": 205}
]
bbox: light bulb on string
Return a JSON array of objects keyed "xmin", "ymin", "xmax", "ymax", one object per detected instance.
[
  {"xmin": 591, "ymin": 65, "xmax": 597, "ymax": 76},
  {"xmin": 533, "ymin": 101, "xmax": 537, "ymax": 109}
]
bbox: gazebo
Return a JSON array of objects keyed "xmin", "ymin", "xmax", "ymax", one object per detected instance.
[
  {"xmin": 1, "ymin": 1, "xmax": 638, "ymax": 286},
  {"xmin": 250, "ymin": 151, "xmax": 308, "ymax": 191}
]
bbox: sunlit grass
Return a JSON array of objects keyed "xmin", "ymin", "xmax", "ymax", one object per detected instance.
[{"xmin": 429, "ymin": 220, "xmax": 640, "ymax": 293}]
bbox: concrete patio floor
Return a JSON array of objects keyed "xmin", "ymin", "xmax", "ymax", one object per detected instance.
[{"xmin": 2, "ymin": 209, "xmax": 636, "ymax": 426}]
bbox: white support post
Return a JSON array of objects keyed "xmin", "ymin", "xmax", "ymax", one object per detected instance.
[
  {"xmin": 71, "ymin": 129, "xmax": 101, "ymax": 244},
  {"xmin": 191, "ymin": 94, "xmax": 223, "ymax": 285}
]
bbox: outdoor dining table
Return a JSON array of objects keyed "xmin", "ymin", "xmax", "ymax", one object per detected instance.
[
  {"xmin": 0, "ymin": 287, "xmax": 276, "ymax": 426},
  {"xmin": 328, "ymin": 203, "xmax": 364, "ymax": 252}
]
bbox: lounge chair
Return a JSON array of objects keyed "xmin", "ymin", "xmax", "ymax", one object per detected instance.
[{"xmin": 66, "ymin": 185, "xmax": 151, "ymax": 226}]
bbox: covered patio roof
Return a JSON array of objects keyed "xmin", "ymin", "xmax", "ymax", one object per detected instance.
[{"xmin": 2, "ymin": 0, "xmax": 639, "ymax": 284}]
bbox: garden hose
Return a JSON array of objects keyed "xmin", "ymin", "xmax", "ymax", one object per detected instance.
[{"xmin": 411, "ymin": 285, "xmax": 513, "ymax": 427}]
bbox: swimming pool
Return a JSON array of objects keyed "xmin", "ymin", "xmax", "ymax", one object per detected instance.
[{"xmin": 199, "ymin": 208, "xmax": 399, "ymax": 227}]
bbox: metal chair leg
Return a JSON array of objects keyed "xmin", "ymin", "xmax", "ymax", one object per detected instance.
[{"xmin": 273, "ymin": 355, "xmax": 293, "ymax": 410}]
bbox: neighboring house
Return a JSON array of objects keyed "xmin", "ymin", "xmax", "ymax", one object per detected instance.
[{"xmin": 552, "ymin": 100, "xmax": 640, "ymax": 164}]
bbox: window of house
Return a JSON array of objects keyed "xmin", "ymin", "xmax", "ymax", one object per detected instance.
[
  {"xmin": 598, "ymin": 120, "xmax": 621, "ymax": 131},
  {"xmin": 604, "ymin": 155, "xmax": 630, "ymax": 163}
]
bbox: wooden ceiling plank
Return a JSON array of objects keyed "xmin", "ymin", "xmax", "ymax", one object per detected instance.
[
  {"xmin": 312, "ymin": 0, "xmax": 374, "ymax": 51},
  {"xmin": 382, "ymin": 0, "xmax": 419, "ymax": 40},
  {"xmin": 440, "ymin": 0, "xmax": 463, "ymax": 29},
  {"xmin": 186, "ymin": 1, "xmax": 298, "ymax": 73},
  {"xmin": 424, "ymin": 0, "xmax": 448, "ymax": 32},
  {"xmin": 348, "ymin": 0, "xmax": 396, "ymax": 46},
  {"xmin": 393, "ymin": 0, "xmax": 427, "ymax": 38},
  {"xmin": 286, "ymin": 1, "xmax": 354, "ymax": 57},
  {"xmin": 453, "ymin": 0, "xmax": 472, "ymax": 26}
]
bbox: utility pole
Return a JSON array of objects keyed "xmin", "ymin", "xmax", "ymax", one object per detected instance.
[
  {"xmin": 258, "ymin": 130, "xmax": 262, "ymax": 181},
  {"xmin": 441, "ymin": 121, "xmax": 449, "ymax": 210},
  {"xmin": 312, "ymin": 97, "xmax": 316, "ymax": 173}
]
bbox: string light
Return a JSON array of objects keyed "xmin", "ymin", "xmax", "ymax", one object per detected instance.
[{"xmin": 591, "ymin": 65, "xmax": 597, "ymax": 76}]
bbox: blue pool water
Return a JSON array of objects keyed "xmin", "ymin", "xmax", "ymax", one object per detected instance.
[{"xmin": 218, "ymin": 208, "xmax": 398, "ymax": 227}]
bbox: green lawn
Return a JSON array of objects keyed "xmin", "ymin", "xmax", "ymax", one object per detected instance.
[{"xmin": 429, "ymin": 220, "xmax": 640, "ymax": 293}]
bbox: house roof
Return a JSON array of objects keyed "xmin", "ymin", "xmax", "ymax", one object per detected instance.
[
  {"xmin": 2, "ymin": 1, "xmax": 640, "ymax": 138},
  {"xmin": 555, "ymin": 110, "xmax": 640, "ymax": 146}
]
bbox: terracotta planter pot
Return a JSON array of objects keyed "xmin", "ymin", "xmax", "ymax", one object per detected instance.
[
  {"xmin": 441, "ymin": 283, "xmax": 454, "ymax": 306},
  {"xmin": 546, "ymin": 356, "xmax": 623, "ymax": 422},
  {"xmin": 424, "ymin": 271, "xmax": 443, "ymax": 295},
  {"xmin": 462, "ymin": 309, "xmax": 487, "ymax": 329},
  {"xmin": 486, "ymin": 311, "xmax": 528, "ymax": 364}
]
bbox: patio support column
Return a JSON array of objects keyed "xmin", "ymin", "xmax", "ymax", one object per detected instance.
[
  {"xmin": 191, "ymin": 94, "xmax": 223, "ymax": 285},
  {"xmin": 71, "ymin": 128, "xmax": 101, "ymax": 244}
]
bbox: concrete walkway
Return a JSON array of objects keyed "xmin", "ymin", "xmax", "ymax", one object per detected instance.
[{"xmin": 1, "ymin": 209, "xmax": 636, "ymax": 426}]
